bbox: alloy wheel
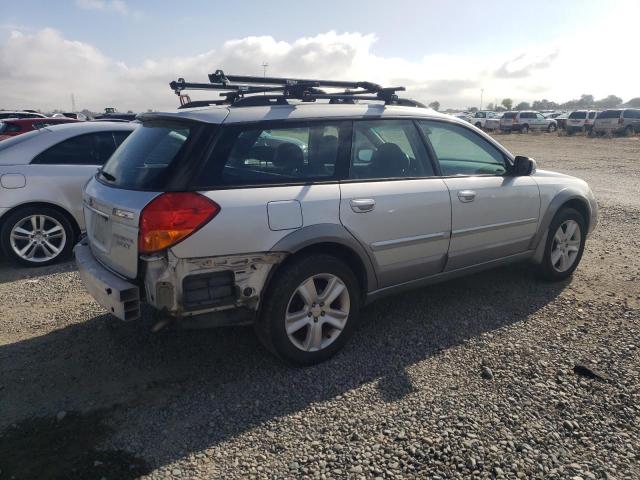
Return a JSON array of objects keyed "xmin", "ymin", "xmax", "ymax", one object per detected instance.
[
  {"xmin": 285, "ymin": 273, "xmax": 350, "ymax": 352},
  {"xmin": 9, "ymin": 215, "xmax": 67, "ymax": 263},
  {"xmin": 550, "ymin": 219, "xmax": 581, "ymax": 273}
]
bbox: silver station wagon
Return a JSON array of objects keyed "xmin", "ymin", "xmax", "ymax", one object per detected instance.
[{"xmin": 75, "ymin": 72, "xmax": 598, "ymax": 365}]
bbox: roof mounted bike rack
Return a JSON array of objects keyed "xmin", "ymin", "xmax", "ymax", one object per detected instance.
[{"xmin": 169, "ymin": 70, "xmax": 420, "ymax": 109}]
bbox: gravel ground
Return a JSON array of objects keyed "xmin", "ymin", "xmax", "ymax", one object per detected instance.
[{"xmin": 0, "ymin": 133, "xmax": 638, "ymax": 479}]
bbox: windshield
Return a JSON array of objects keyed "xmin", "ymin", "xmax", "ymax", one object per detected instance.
[
  {"xmin": 569, "ymin": 111, "xmax": 587, "ymax": 119},
  {"xmin": 598, "ymin": 110, "xmax": 622, "ymax": 119},
  {"xmin": 99, "ymin": 121, "xmax": 204, "ymax": 190}
]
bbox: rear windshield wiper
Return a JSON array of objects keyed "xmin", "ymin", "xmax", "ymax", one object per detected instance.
[{"xmin": 99, "ymin": 170, "xmax": 116, "ymax": 182}]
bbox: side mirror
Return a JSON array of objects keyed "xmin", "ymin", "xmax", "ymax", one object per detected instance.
[{"xmin": 512, "ymin": 156, "xmax": 537, "ymax": 176}]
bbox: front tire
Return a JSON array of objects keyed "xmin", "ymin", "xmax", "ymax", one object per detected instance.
[
  {"xmin": 257, "ymin": 254, "xmax": 361, "ymax": 365},
  {"xmin": 0, "ymin": 206, "xmax": 74, "ymax": 267},
  {"xmin": 548, "ymin": 123, "xmax": 557, "ymax": 133},
  {"xmin": 535, "ymin": 208, "xmax": 586, "ymax": 281},
  {"xmin": 520, "ymin": 124, "xmax": 529, "ymax": 134}
]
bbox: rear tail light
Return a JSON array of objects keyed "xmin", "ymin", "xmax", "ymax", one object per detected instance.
[{"xmin": 139, "ymin": 192, "xmax": 220, "ymax": 254}]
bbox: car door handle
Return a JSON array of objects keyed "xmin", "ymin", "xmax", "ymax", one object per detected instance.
[
  {"xmin": 457, "ymin": 190, "xmax": 476, "ymax": 203},
  {"xmin": 350, "ymin": 198, "xmax": 376, "ymax": 213}
]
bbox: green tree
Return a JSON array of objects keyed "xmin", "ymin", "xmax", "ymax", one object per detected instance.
[
  {"xmin": 428, "ymin": 101, "xmax": 440, "ymax": 111},
  {"xmin": 486, "ymin": 102, "xmax": 495, "ymax": 111},
  {"xmin": 625, "ymin": 97, "xmax": 640, "ymax": 108},
  {"xmin": 594, "ymin": 95, "xmax": 623, "ymax": 109},
  {"xmin": 515, "ymin": 101, "xmax": 531, "ymax": 111},
  {"xmin": 501, "ymin": 98, "xmax": 513, "ymax": 110}
]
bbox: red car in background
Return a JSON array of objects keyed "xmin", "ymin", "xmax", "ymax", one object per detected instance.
[{"xmin": 0, "ymin": 117, "xmax": 81, "ymax": 140}]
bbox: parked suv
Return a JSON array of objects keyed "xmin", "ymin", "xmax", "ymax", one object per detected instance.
[
  {"xmin": 0, "ymin": 122, "xmax": 136, "ymax": 266},
  {"xmin": 468, "ymin": 111, "xmax": 500, "ymax": 130},
  {"xmin": 566, "ymin": 110, "xmax": 599, "ymax": 135},
  {"xmin": 592, "ymin": 109, "xmax": 640, "ymax": 136},
  {"xmin": 499, "ymin": 111, "xmax": 557, "ymax": 133},
  {"xmin": 75, "ymin": 73, "xmax": 597, "ymax": 365}
]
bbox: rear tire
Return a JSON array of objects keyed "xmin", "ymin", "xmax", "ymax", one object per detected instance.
[
  {"xmin": 547, "ymin": 123, "xmax": 557, "ymax": 133},
  {"xmin": 256, "ymin": 254, "xmax": 361, "ymax": 366},
  {"xmin": 1, "ymin": 206, "xmax": 75, "ymax": 267},
  {"xmin": 520, "ymin": 124, "xmax": 529, "ymax": 134},
  {"xmin": 535, "ymin": 208, "xmax": 586, "ymax": 281},
  {"xmin": 624, "ymin": 125, "xmax": 635, "ymax": 137}
]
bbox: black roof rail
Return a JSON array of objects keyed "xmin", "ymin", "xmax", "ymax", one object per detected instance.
[{"xmin": 169, "ymin": 70, "xmax": 423, "ymax": 107}]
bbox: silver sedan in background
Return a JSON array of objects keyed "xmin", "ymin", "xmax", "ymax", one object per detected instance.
[{"xmin": 0, "ymin": 121, "xmax": 136, "ymax": 266}]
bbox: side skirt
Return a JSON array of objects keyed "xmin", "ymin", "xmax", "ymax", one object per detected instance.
[{"xmin": 364, "ymin": 250, "xmax": 535, "ymax": 305}]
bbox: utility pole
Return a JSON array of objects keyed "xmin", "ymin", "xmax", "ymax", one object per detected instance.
[
  {"xmin": 71, "ymin": 93, "xmax": 76, "ymax": 112},
  {"xmin": 261, "ymin": 62, "xmax": 269, "ymax": 79},
  {"xmin": 480, "ymin": 88, "xmax": 484, "ymax": 111}
]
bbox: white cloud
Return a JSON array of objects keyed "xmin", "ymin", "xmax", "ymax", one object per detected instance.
[
  {"xmin": 0, "ymin": 24, "xmax": 638, "ymax": 113},
  {"xmin": 75, "ymin": 0, "xmax": 128, "ymax": 15}
]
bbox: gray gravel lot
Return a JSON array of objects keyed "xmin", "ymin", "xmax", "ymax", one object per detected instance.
[{"xmin": 0, "ymin": 133, "xmax": 639, "ymax": 479}]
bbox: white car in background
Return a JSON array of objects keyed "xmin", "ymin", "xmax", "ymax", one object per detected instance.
[
  {"xmin": 0, "ymin": 121, "xmax": 136, "ymax": 266},
  {"xmin": 566, "ymin": 110, "xmax": 599, "ymax": 135},
  {"xmin": 468, "ymin": 111, "xmax": 501, "ymax": 130}
]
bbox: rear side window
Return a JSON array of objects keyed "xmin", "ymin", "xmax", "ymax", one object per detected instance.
[
  {"xmin": 418, "ymin": 120, "xmax": 506, "ymax": 176},
  {"xmin": 569, "ymin": 111, "xmax": 587, "ymax": 119},
  {"xmin": 100, "ymin": 122, "xmax": 197, "ymax": 189},
  {"xmin": 32, "ymin": 131, "xmax": 130, "ymax": 165},
  {"xmin": 588, "ymin": 112, "xmax": 597, "ymax": 119},
  {"xmin": 623, "ymin": 109, "xmax": 639, "ymax": 119},
  {"xmin": 598, "ymin": 110, "xmax": 622, "ymax": 119},
  {"xmin": 0, "ymin": 122, "xmax": 21, "ymax": 134},
  {"xmin": 196, "ymin": 121, "xmax": 349, "ymax": 187},
  {"xmin": 502, "ymin": 112, "xmax": 517, "ymax": 119}
]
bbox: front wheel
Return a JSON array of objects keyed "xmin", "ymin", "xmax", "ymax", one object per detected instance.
[
  {"xmin": 548, "ymin": 123, "xmax": 557, "ymax": 133},
  {"xmin": 535, "ymin": 208, "xmax": 586, "ymax": 281},
  {"xmin": 257, "ymin": 254, "xmax": 360, "ymax": 365},
  {"xmin": 624, "ymin": 125, "xmax": 635, "ymax": 137},
  {"xmin": 520, "ymin": 124, "xmax": 529, "ymax": 134},
  {"xmin": 1, "ymin": 206, "xmax": 75, "ymax": 267}
]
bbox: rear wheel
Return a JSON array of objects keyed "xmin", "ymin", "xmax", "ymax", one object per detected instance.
[
  {"xmin": 535, "ymin": 208, "xmax": 586, "ymax": 281},
  {"xmin": 1, "ymin": 206, "xmax": 74, "ymax": 267},
  {"xmin": 257, "ymin": 254, "xmax": 360, "ymax": 365},
  {"xmin": 547, "ymin": 123, "xmax": 557, "ymax": 133},
  {"xmin": 520, "ymin": 124, "xmax": 529, "ymax": 134},
  {"xmin": 474, "ymin": 122, "xmax": 482, "ymax": 128},
  {"xmin": 624, "ymin": 125, "xmax": 635, "ymax": 137}
]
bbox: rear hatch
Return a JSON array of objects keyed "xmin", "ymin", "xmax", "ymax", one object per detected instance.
[
  {"xmin": 500, "ymin": 112, "xmax": 516, "ymax": 127},
  {"xmin": 594, "ymin": 110, "xmax": 622, "ymax": 129},
  {"xmin": 567, "ymin": 111, "xmax": 587, "ymax": 127},
  {"xmin": 85, "ymin": 118, "xmax": 217, "ymax": 279}
]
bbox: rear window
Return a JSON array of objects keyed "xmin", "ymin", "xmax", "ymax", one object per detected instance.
[
  {"xmin": 598, "ymin": 110, "xmax": 622, "ymax": 119},
  {"xmin": 569, "ymin": 111, "xmax": 587, "ymax": 119},
  {"xmin": 99, "ymin": 121, "xmax": 204, "ymax": 190},
  {"xmin": 502, "ymin": 112, "xmax": 517, "ymax": 119}
]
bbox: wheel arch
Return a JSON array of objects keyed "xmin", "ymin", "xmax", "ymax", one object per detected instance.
[
  {"xmin": 267, "ymin": 223, "xmax": 378, "ymax": 300},
  {"xmin": 531, "ymin": 190, "xmax": 592, "ymax": 263}
]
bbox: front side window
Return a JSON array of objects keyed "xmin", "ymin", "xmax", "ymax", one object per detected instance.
[
  {"xmin": 32, "ymin": 131, "xmax": 129, "ymax": 165},
  {"xmin": 197, "ymin": 121, "xmax": 348, "ymax": 187},
  {"xmin": 349, "ymin": 120, "xmax": 433, "ymax": 179},
  {"xmin": 418, "ymin": 120, "xmax": 507, "ymax": 176},
  {"xmin": 536, "ymin": 113, "xmax": 545, "ymax": 120}
]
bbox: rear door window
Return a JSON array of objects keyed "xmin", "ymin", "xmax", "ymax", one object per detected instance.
[{"xmin": 598, "ymin": 110, "xmax": 622, "ymax": 119}]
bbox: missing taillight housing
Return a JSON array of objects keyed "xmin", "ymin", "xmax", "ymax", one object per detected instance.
[{"xmin": 139, "ymin": 192, "xmax": 220, "ymax": 254}]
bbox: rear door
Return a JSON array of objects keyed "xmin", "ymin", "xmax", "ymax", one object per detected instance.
[
  {"xmin": 339, "ymin": 119, "xmax": 451, "ymax": 288},
  {"xmin": 417, "ymin": 120, "xmax": 540, "ymax": 270}
]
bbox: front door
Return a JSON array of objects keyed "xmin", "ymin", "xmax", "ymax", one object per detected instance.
[
  {"xmin": 339, "ymin": 119, "xmax": 451, "ymax": 288},
  {"xmin": 417, "ymin": 120, "xmax": 541, "ymax": 270}
]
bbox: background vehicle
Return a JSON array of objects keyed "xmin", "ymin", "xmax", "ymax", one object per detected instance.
[
  {"xmin": 75, "ymin": 72, "xmax": 597, "ymax": 366},
  {"xmin": 0, "ymin": 117, "xmax": 81, "ymax": 141},
  {"xmin": 0, "ymin": 121, "xmax": 136, "ymax": 266},
  {"xmin": 500, "ymin": 111, "xmax": 558, "ymax": 133},
  {"xmin": 94, "ymin": 107, "xmax": 137, "ymax": 122},
  {"xmin": 467, "ymin": 110, "xmax": 499, "ymax": 128},
  {"xmin": 592, "ymin": 108, "xmax": 640, "ymax": 136},
  {"xmin": 0, "ymin": 111, "xmax": 47, "ymax": 120},
  {"xmin": 566, "ymin": 110, "xmax": 599, "ymax": 134}
]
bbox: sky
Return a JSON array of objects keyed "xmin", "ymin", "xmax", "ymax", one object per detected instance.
[{"xmin": 1, "ymin": 0, "xmax": 639, "ymax": 112}]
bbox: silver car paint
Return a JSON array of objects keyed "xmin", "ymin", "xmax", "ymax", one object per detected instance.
[
  {"xmin": 77, "ymin": 104, "xmax": 597, "ymax": 322},
  {"xmin": 0, "ymin": 122, "xmax": 136, "ymax": 231}
]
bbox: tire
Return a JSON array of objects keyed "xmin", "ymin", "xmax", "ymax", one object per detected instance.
[
  {"xmin": 0, "ymin": 206, "xmax": 75, "ymax": 267},
  {"xmin": 624, "ymin": 125, "xmax": 635, "ymax": 137},
  {"xmin": 520, "ymin": 124, "xmax": 529, "ymax": 134},
  {"xmin": 535, "ymin": 207, "xmax": 586, "ymax": 281},
  {"xmin": 475, "ymin": 122, "xmax": 482, "ymax": 129},
  {"xmin": 548, "ymin": 123, "xmax": 557, "ymax": 133},
  {"xmin": 256, "ymin": 254, "xmax": 361, "ymax": 366}
]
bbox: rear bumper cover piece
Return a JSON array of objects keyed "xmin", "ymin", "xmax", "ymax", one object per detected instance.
[{"xmin": 74, "ymin": 240, "xmax": 141, "ymax": 320}]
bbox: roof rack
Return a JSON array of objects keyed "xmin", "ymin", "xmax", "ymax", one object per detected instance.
[{"xmin": 170, "ymin": 70, "xmax": 420, "ymax": 109}]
